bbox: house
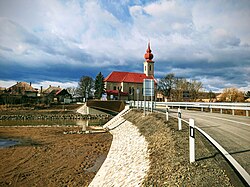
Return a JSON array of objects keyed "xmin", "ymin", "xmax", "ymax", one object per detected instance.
[
  {"xmin": 104, "ymin": 42, "xmax": 157, "ymax": 100},
  {"xmin": 42, "ymin": 85, "xmax": 71, "ymax": 103},
  {"xmin": 7, "ymin": 82, "xmax": 38, "ymax": 97},
  {"xmin": 0, "ymin": 82, "xmax": 39, "ymax": 104},
  {"xmin": 0, "ymin": 87, "xmax": 6, "ymax": 94}
]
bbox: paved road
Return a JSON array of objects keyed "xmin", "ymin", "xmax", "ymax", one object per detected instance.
[{"xmin": 161, "ymin": 108, "xmax": 250, "ymax": 174}]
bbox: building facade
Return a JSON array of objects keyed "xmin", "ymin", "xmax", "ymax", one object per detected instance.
[{"xmin": 104, "ymin": 43, "xmax": 157, "ymax": 100}]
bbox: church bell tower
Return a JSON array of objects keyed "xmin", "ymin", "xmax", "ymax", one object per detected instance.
[{"xmin": 144, "ymin": 42, "xmax": 154, "ymax": 77}]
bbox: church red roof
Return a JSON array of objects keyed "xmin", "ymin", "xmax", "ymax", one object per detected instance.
[{"xmin": 104, "ymin": 71, "xmax": 156, "ymax": 84}]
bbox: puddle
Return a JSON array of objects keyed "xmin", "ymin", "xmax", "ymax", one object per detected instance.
[
  {"xmin": 86, "ymin": 155, "xmax": 107, "ymax": 173},
  {"xmin": 0, "ymin": 139, "xmax": 19, "ymax": 148}
]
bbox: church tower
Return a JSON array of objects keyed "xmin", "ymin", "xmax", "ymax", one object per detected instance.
[{"xmin": 144, "ymin": 42, "xmax": 154, "ymax": 77}]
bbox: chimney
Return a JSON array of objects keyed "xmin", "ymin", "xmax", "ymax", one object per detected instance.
[
  {"xmin": 49, "ymin": 85, "xmax": 51, "ymax": 87},
  {"xmin": 30, "ymin": 82, "xmax": 32, "ymax": 86},
  {"xmin": 40, "ymin": 86, "xmax": 43, "ymax": 93}
]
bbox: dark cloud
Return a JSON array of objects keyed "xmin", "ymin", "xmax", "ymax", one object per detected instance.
[{"xmin": 0, "ymin": 0, "xmax": 249, "ymax": 91}]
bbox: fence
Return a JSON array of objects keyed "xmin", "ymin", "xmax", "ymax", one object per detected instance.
[
  {"xmin": 164, "ymin": 105, "xmax": 250, "ymax": 186},
  {"xmin": 157, "ymin": 102, "xmax": 250, "ymax": 116},
  {"xmin": 129, "ymin": 101, "xmax": 250, "ymax": 185}
]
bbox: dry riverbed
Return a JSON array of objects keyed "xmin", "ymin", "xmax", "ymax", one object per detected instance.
[{"xmin": 0, "ymin": 127, "xmax": 112, "ymax": 187}]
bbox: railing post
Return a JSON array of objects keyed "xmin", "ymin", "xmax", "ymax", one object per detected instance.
[
  {"xmin": 220, "ymin": 108, "xmax": 223, "ymax": 114},
  {"xmin": 189, "ymin": 118, "xmax": 195, "ymax": 163},
  {"xmin": 201, "ymin": 107, "xmax": 203, "ymax": 112},
  {"xmin": 232, "ymin": 109, "xmax": 235, "ymax": 115},
  {"xmin": 87, "ymin": 107, "xmax": 90, "ymax": 115},
  {"xmin": 144, "ymin": 98, "xmax": 146, "ymax": 116},
  {"xmin": 166, "ymin": 105, "xmax": 169, "ymax": 121},
  {"xmin": 246, "ymin": 110, "xmax": 249, "ymax": 117},
  {"xmin": 178, "ymin": 108, "xmax": 182, "ymax": 130}
]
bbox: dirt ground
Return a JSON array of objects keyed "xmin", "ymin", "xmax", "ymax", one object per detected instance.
[
  {"xmin": 124, "ymin": 110, "xmax": 244, "ymax": 187},
  {"xmin": 0, "ymin": 104, "xmax": 82, "ymax": 115},
  {"xmin": 0, "ymin": 127, "xmax": 112, "ymax": 187}
]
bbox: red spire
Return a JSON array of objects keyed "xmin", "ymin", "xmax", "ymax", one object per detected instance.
[{"xmin": 144, "ymin": 42, "xmax": 154, "ymax": 62}]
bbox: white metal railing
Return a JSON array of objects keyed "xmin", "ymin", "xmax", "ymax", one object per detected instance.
[
  {"xmin": 156, "ymin": 102, "xmax": 250, "ymax": 116},
  {"xmin": 164, "ymin": 106, "xmax": 250, "ymax": 186},
  {"xmin": 128, "ymin": 102, "xmax": 250, "ymax": 185}
]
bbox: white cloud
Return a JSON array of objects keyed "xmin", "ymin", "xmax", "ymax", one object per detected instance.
[{"xmin": 0, "ymin": 0, "xmax": 250, "ymax": 92}]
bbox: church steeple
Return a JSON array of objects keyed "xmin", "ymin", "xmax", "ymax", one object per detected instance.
[
  {"xmin": 144, "ymin": 42, "xmax": 155, "ymax": 77},
  {"xmin": 144, "ymin": 42, "xmax": 154, "ymax": 62}
]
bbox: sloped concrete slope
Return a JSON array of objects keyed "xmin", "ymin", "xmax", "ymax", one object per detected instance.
[{"xmin": 89, "ymin": 109, "xmax": 150, "ymax": 187}]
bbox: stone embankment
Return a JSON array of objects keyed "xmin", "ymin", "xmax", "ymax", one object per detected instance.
[
  {"xmin": 0, "ymin": 114, "xmax": 109, "ymax": 121},
  {"xmin": 89, "ymin": 106, "xmax": 150, "ymax": 187}
]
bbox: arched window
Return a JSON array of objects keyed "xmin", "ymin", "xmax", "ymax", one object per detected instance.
[
  {"xmin": 145, "ymin": 66, "xmax": 146, "ymax": 71},
  {"xmin": 149, "ymin": 65, "xmax": 151, "ymax": 71}
]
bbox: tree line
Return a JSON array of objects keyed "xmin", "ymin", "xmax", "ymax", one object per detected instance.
[
  {"xmin": 157, "ymin": 73, "xmax": 249, "ymax": 102},
  {"xmin": 68, "ymin": 72, "xmax": 249, "ymax": 102},
  {"xmin": 66, "ymin": 72, "xmax": 105, "ymax": 100},
  {"xmin": 157, "ymin": 73, "xmax": 203, "ymax": 101}
]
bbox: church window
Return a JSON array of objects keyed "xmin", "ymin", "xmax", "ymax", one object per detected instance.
[
  {"xmin": 145, "ymin": 66, "xmax": 146, "ymax": 71},
  {"xmin": 113, "ymin": 86, "xmax": 116, "ymax": 90},
  {"xmin": 150, "ymin": 65, "xmax": 151, "ymax": 71}
]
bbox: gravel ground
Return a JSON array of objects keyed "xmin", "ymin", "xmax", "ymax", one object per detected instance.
[{"xmin": 124, "ymin": 110, "xmax": 243, "ymax": 186}]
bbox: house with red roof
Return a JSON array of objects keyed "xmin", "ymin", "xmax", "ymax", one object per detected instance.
[
  {"xmin": 104, "ymin": 43, "xmax": 157, "ymax": 100},
  {"xmin": 42, "ymin": 85, "xmax": 71, "ymax": 104}
]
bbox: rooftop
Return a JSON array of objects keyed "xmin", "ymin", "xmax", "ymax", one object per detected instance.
[{"xmin": 104, "ymin": 71, "xmax": 155, "ymax": 84}]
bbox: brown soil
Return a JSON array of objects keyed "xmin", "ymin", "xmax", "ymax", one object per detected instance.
[
  {"xmin": 0, "ymin": 104, "xmax": 82, "ymax": 115},
  {"xmin": 0, "ymin": 127, "xmax": 112, "ymax": 187},
  {"xmin": 124, "ymin": 110, "xmax": 244, "ymax": 186}
]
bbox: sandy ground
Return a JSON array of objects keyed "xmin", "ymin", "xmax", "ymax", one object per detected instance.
[{"xmin": 0, "ymin": 127, "xmax": 112, "ymax": 187}]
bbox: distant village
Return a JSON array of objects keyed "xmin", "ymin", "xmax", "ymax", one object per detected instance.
[
  {"xmin": 1, "ymin": 80, "xmax": 249, "ymax": 107},
  {"xmin": 0, "ymin": 82, "xmax": 73, "ymax": 106}
]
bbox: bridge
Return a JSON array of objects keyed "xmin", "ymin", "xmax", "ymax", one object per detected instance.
[
  {"xmin": 86, "ymin": 100, "xmax": 126, "ymax": 114},
  {"xmin": 129, "ymin": 101, "xmax": 250, "ymax": 185}
]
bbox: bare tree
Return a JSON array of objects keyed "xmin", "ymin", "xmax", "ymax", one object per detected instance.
[
  {"xmin": 66, "ymin": 87, "xmax": 78, "ymax": 97},
  {"xmin": 158, "ymin": 73, "xmax": 203, "ymax": 101},
  {"xmin": 173, "ymin": 77, "xmax": 188, "ymax": 101},
  {"xmin": 189, "ymin": 80, "xmax": 203, "ymax": 101},
  {"xmin": 158, "ymin": 73, "xmax": 175, "ymax": 99},
  {"xmin": 77, "ymin": 76, "xmax": 94, "ymax": 100},
  {"xmin": 221, "ymin": 88, "xmax": 244, "ymax": 102}
]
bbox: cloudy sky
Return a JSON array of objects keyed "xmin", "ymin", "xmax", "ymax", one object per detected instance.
[{"xmin": 0, "ymin": 0, "xmax": 250, "ymax": 92}]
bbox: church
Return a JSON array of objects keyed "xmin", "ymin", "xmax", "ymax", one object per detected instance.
[{"xmin": 104, "ymin": 42, "xmax": 157, "ymax": 100}]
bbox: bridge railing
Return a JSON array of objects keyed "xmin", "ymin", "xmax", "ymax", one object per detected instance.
[
  {"xmin": 156, "ymin": 102, "xmax": 250, "ymax": 116},
  {"xmin": 129, "ymin": 101, "xmax": 250, "ymax": 185},
  {"xmin": 164, "ymin": 106, "xmax": 250, "ymax": 186}
]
